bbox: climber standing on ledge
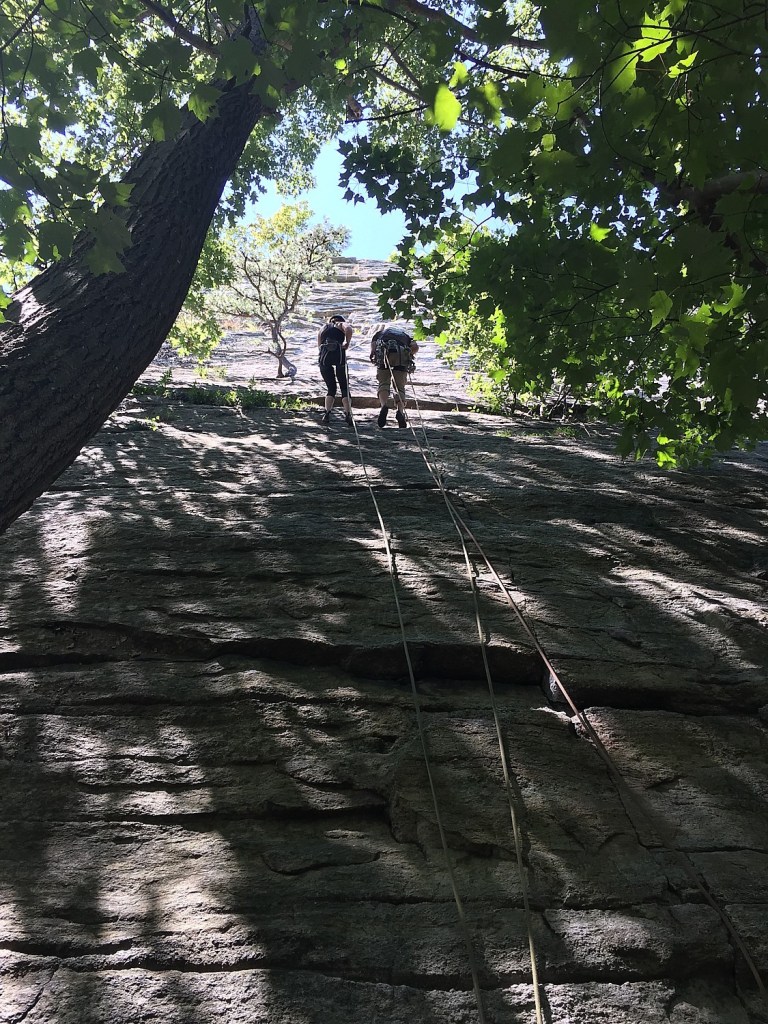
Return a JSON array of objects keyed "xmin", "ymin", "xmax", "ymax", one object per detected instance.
[
  {"xmin": 318, "ymin": 313, "xmax": 354, "ymax": 426},
  {"xmin": 370, "ymin": 323, "xmax": 419, "ymax": 428}
]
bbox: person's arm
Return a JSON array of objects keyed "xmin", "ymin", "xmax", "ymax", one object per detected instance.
[
  {"xmin": 370, "ymin": 330, "xmax": 380, "ymax": 363},
  {"xmin": 410, "ymin": 339, "xmax": 419, "ymax": 354},
  {"xmin": 317, "ymin": 328, "xmax": 323, "ymax": 349},
  {"xmin": 343, "ymin": 323, "xmax": 353, "ymax": 349}
]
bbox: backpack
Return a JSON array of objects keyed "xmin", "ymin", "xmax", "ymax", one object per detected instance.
[
  {"xmin": 375, "ymin": 327, "xmax": 414, "ymax": 371},
  {"xmin": 319, "ymin": 323, "xmax": 346, "ymax": 361}
]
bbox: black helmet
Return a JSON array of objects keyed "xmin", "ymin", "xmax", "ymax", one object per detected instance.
[{"xmin": 329, "ymin": 313, "xmax": 346, "ymax": 324}]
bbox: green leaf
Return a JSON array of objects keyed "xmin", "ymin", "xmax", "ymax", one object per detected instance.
[
  {"xmin": 211, "ymin": 0, "xmax": 243, "ymax": 20},
  {"xmin": 189, "ymin": 85, "xmax": 222, "ymax": 123},
  {"xmin": 0, "ymin": 156, "xmax": 30, "ymax": 190},
  {"xmin": 1, "ymin": 221, "xmax": 34, "ymax": 261},
  {"xmin": 656, "ymin": 449, "xmax": 677, "ymax": 467},
  {"xmin": 530, "ymin": 149, "xmax": 578, "ymax": 189},
  {"xmin": 87, "ymin": 207, "xmax": 132, "ymax": 259},
  {"xmin": 589, "ymin": 222, "xmax": 613, "ymax": 244},
  {"xmin": 449, "ymin": 61, "xmax": 469, "ymax": 88},
  {"xmin": 501, "ymin": 79, "xmax": 537, "ymax": 121},
  {"xmin": 479, "ymin": 80, "xmax": 502, "ymax": 117},
  {"xmin": 4, "ymin": 123, "xmax": 43, "ymax": 158},
  {"xmin": 98, "ymin": 178, "xmax": 135, "ymax": 207},
  {"xmin": 661, "ymin": 0, "xmax": 687, "ymax": 17},
  {"xmin": 622, "ymin": 260, "xmax": 656, "ymax": 304},
  {"xmin": 126, "ymin": 77, "xmax": 161, "ymax": 105},
  {"xmin": 0, "ymin": 190, "xmax": 31, "ymax": 224},
  {"xmin": 686, "ymin": 319, "xmax": 711, "ymax": 351},
  {"xmin": 477, "ymin": 8, "xmax": 514, "ymax": 48},
  {"xmin": 636, "ymin": 13, "xmax": 673, "ymax": 63},
  {"xmin": 46, "ymin": 106, "xmax": 74, "ymax": 133},
  {"xmin": 539, "ymin": 1, "xmax": 577, "ymax": 61},
  {"xmin": 668, "ymin": 51, "xmax": 698, "ymax": 78},
  {"xmin": 72, "ymin": 48, "xmax": 101, "ymax": 87},
  {"xmin": 485, "ymin": 130, "xmax": 528, "ymax": 180},
  {"xmin": 86, "ymin": 242, "xmax": 126, "ymax": 275},
  {"xmin": 650, "ymin": 290, "xmax": 673, "ymax": 328},
  {"xmin": 143, "ymin": 99, "xmax": 182, "ymax": 141},
  {"xmin": 430, "ymin": 84, "xmax": 461, "ymax": 132},
  {"xmin": 623, "ymin": 86, "xmax": 656, "ymax": 128},
  {"xmin": 712, "ymin": 282, "xmax": 745, "ymax": 314},
  {"xmin": 605, "ymin": 44, "xmax": 637, "ymax": 95},
  {"xmin": 218, "ymin": 36, "xmax": 261, "ymax": 84},
  {"xmin": 38, "ymin": 220, "xmax": 75, "ymax": 261}
]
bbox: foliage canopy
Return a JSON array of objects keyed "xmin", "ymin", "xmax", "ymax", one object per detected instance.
[
  {"xmin": 2, "ymin": 0, "xmax": 767, "ymax": 464},
  {"xmin": 347, "ymin": 0, "xmax": 768, "ymax": 465}
]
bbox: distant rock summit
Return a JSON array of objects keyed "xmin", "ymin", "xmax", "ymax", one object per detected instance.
[{"xmin": 310, "ymin": 256, "xmax": 396, "ymax": 332}]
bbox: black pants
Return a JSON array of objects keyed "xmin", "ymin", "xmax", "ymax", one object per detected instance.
[{"xmin": 319, "ymin": 356, "xmax": 349, "ymax": 398}]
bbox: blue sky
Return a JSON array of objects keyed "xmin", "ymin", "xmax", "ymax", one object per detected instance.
[{"xmin": 247, "ymin": 141, "xmax": 407, "ymax": 261}]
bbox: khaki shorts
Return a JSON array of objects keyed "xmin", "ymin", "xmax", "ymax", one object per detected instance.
[{"xmin": 376, "ymin": 365, "xmax": 408, "ymax": 403}]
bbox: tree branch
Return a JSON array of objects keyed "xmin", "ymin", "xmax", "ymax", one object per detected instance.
[
  {"xmin": 0, "ymin": 0, "xmax": 45, "ymax": 55},
  {"xmin": 384, "ymin": 41, "xmax": 425, "ymax": 92},
  {"xmin": 676, "ymin": 169, "xmax": 768, "ymax": 206},
  {"xmin": 375, "ymin": 0, "xmax": 547, "ymax": 51},
  {"xmin": 140, "ymin": 0, "xmax": 220, "ymax": 55},
  {"xmin": 376, "ymin": 67, "xmax": 423, "ymax": 105},
  {"xmin": 456, "ymin": 46, "xmax": 530, "ymax": 80}
]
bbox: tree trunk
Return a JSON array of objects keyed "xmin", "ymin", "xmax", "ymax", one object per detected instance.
[
  {"xmin": 271, "ymin": 325, "xmax": 285, "ymax": 378},
  {"xmin": 0, "ymin": 49, "xmax": 271, "ymax": 533}
]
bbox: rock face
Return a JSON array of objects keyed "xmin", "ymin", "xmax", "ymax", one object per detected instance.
[
  {"xmin": 148, "ymin": 257, "xmax": 474, "ymax": 410},
  {"xmin": 1, "ymin": 265, "xmax": 767, "ymax": 1023}
]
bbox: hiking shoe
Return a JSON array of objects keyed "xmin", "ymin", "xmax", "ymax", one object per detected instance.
[
  {"xmin": 377, "ymin": 406, "xmax": 388, "ymax": 428},
  {"xmin": 396, "ymin": 409, "xmax": 407, "ymax": 428},
  {"xmin": 345, "ymin": 413, "xmax": 353, "ymax": 426},
  {"xmin": 321, "ymin": 410, "xmax": 331, "ymax": 424}
]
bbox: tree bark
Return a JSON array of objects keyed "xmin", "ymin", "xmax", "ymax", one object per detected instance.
[{"xmin": 0, "ymin": 43, "xmax": 270, "ymax": 533}]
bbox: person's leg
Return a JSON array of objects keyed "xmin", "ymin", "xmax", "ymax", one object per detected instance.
[
  {"xmin": 376, "ymin": 366, "xmax": 390, "ymax": 427},
  {"xmin": 339, "ymin": 363, "xmax": 353, "ymax": 424},
  {"xmin": 319, "ymin": 360, "xmax": 336, "ymax": 422},
  {"xmin": 393, "ymin": 369, "xmax": 408, "ymax": 426}
]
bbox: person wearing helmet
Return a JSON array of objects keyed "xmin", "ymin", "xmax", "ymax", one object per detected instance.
[{"xmin": 318, "ymin": 314, "xmax": 354, "ymax": 425}]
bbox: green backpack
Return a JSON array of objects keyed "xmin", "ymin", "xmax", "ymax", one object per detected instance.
[{"xmin": 376, "ymin": 328, "xmax": 414, "ymax": 370}]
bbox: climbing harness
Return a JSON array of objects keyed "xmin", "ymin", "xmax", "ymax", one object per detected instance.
[{"xmin": 373, "ymin": 327, "xmax": 416, "ymax": 373}]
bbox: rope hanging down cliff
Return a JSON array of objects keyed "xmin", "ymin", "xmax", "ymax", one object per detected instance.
[
  {"xmin": 342, "ymin": 374, "xmax": 489, "ymax": 1024},
  {"xmin": 343, "ymin": 360, "xmax": 546, "ymax": 1024},
  {"xmin": 401, "ymin": 375, "xmax": 767, "ymax": 1005},
  {"xmin": 335, "ymin": 357, "xmax": 766, "ymax": 1010}
]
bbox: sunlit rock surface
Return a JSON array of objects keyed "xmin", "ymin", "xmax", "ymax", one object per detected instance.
[{"xmin": 1, "ymin": 262, "xmax": 767, "ymax": 1023}]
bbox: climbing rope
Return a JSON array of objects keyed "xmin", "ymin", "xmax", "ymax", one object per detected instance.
[
  {"xmin": 397, "ymin": 384, "xmax": 545, "ymax": 1024},
  {"xmin": 335, "ymin": 344, "xmax": 766, "ymax": 1008},
  {"xmin": 403, "ymin": 377, "xmax": 768, "ymax": 1003},
  {"xmin": 342, "ymin": 360, "xmax": 489, "ymax": 1024},
  {"xmin": 363, "ymin": 353, "xmax": 546, "ymax": 1021},
  {"xmin": 346, "ymin": 352, "xmax": 544, "ymax": 1022}
]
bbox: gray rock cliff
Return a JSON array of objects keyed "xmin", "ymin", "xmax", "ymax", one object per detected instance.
[{"xmin": 1, "ymin": 263, "xmax": 767, "ymax": 1023}]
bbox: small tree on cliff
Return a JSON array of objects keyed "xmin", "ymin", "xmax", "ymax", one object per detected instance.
[{"xmin": 216, "ymin": 203, "xmax": 348, "ymax": 377}]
